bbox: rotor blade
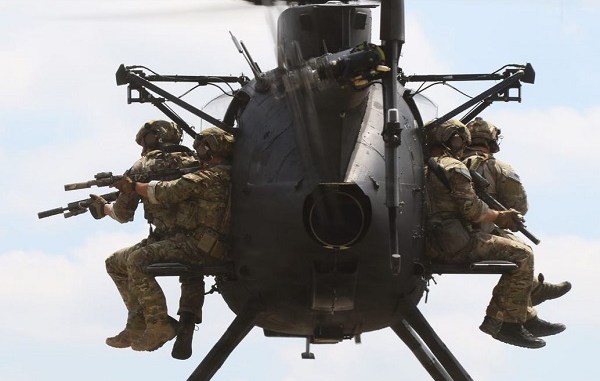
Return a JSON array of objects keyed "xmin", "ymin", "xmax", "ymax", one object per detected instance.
[
  {"xmin": 278, "ymin": 42, "xmax": 338, "ymax": 181},
  {"xmin": 260, "ymin": 0, "xmax": 290, "ymax": 59},
  {"xmin": 59, "ymin": 2, "xmax": 255, "ymax": 21}
]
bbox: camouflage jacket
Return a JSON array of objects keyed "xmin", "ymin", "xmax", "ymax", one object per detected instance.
[
  {"xmin": 462, "ymin": 149, "xmax": 528, "ymax": 214},
  {"xmin": 111, "ymin": 146, "xmax": 199, "ymax": 236},
  {"xmin": 425, "ymin": 154, "xmax": 489, "ymax": 225},
  {"xmin": 147, "ymin": 164, "xmax": 231, "ymax": 236}
]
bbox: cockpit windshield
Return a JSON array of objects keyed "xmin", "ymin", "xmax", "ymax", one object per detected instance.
[
  {"xmin": 412, "ymin": 93, "xmax": 438, "ymax": 125},
  {"xmin": 200, "ymin": 94, "xmax": 234, "ymax": 130}
]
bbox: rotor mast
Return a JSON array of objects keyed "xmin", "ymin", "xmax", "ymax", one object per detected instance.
[{"xmin": 380, "ymin": 0, "xmax": 405, "ymax": 274}]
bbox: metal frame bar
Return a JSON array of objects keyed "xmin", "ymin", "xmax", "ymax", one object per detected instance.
[
  {"xmin": 187, "ymin": 301, "xmax": 261, "ymax": 381},
  {"xmin": 392, "ymin": 319, "xmax": 453, "ymax": 381},
  {"xmin": 116, "ymin": 64, "xmax": 236, "ymax": 134},
  {"xmin": 395, "ymin": 300, "xmax": 474, "ymax": 381}
]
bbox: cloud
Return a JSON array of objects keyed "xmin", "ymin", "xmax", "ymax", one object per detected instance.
[
  {"xmin": 482, "ymin": 106, "xmax": 600, "ymax": 187},
  {"xmin": 0, "ymin": 230, "xmax": 143, "ymax": 343},
  {"xmin": 0, "ymin": 48, "xmax": 35, "ymax": 109}
]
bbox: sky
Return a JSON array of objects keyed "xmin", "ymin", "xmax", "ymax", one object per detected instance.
[{"xmin": 1, "ymin": 0, "xmax": 598, "ymax": 380}]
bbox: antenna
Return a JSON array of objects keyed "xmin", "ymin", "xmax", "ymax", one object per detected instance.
[{"xmin": 229, "ymin": 31, "xmax": 262, "ymax": 78}]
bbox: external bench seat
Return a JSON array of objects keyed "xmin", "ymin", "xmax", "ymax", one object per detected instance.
[
  {"xmin": 418, "ymin": 260, "xmax": 518, "ymax": 276},
  {"xmin": 144, "ymin": 262, "xmax": 234, "ymax": 277}
]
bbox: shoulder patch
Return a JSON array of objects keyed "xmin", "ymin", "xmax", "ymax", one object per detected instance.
[
  {"xmin": 463, "ymin": 152, "xmax": 489, "ymax": 171},
  {"xmin": 497, "ymin": 161, "xmax": 521, "ymax": 182},
  {"xmin": 451, "ymin": 166, "xmax": 472, "ymax": 180},
  {"xmin": 437, "ymin": 156, "xmax": 472, "ymax": 180},
  {"xmin": 182, "ymin": 171, "xmax": 211, "ymax": 183}
]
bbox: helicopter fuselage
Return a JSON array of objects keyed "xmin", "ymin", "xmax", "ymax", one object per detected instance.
[{"xmin": 218, "ymin": 75, "xmax": 426, "ymax": 341}]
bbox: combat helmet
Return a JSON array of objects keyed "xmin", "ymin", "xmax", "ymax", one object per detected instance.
[
  {"xmin": 424, "ymin": 119, "xmax": 471, "ymax": 155},
  {"xmin": 135, "ymin": 120, "xmax": 183, "ymax": 147},
  {"xmin": 194, "ymin": 127, "xmax": 235, "ymax": 160},
  {"xmin": 465, "ymin": 117, "xmax": 501, "ymax": 153}
]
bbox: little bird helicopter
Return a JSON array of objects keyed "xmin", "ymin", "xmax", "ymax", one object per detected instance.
[{"xmin": 99, "ymin": 0, "xmax": 535, "ymax": 380}]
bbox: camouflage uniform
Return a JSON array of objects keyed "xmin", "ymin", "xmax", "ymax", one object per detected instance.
[
  {"xmin": 462, "ymin": 148, "xmax": 542, "ymax": 322},
  {"xmin": 463, "ymin": 149, "xmax": 528, "ymax": 231},
  {"xmin": 127, "ymin": 163, "xmax": 232, "ymax": 328},
  {"xmin": 105, "ymin": 146, "xmax": 201, "ymax": 342},
  {"xmin": 425, "ymin": 153, "xmax": 534, "ymax": 323},
  {"xmin": 105, "ymin": 124, "xmax": 233, "ymax": 355}
]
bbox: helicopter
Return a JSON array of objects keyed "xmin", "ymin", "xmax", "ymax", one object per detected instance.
[{"xmin": 111, "ymin": 0, "xmax": 536, "ymax": 380}]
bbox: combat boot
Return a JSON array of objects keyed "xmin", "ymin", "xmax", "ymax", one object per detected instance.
[
  {"xmin": 106, "ymin": 328, "xmax": 144, "ymax": 348},
  {"xmin": 106, "ymin": 314, "xmax": 146, "ymax": 348},
  {"xmin": 479, "ymin": 316, "xmax": 502, "ymax": 336},
  {"xmin": 524, "ymin": 316, "xmax": 566, "ymax": 337},
  {"xmin": 530, "ymin": 273, "xmax": 572, "ymax": 306},
  {"xmin": 479, "ymin": 316, "xmax": 545, "ymax": 349},
  {"xmin": 172, "ymin": 312, "xmax": 197, "ymax": 360},
  {"xmin": 131, "ymin": 317, "xmax": 177, "ymax": 352}
]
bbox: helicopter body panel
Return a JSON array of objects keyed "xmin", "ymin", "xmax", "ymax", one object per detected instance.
[{"xmin": 218, "ymin": 78, "xmax": 426, "ymax": 339}]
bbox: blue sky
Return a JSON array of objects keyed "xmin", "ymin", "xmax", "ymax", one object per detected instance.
[{"xmin": 0, "ymin": 1, "xmax": 597, "ymax": 380}]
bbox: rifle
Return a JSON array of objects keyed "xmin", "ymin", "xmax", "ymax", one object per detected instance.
[
  {"xmin": 63, "ymin": 165, "xmax": 202, "ymax": 191},
  {"xmin": 37, "ymin": 191, "xmax": 120, "ymax": 219},
  {"xmin": 469, "ymin": 169, "xmax": 541, "ymax": 245}
]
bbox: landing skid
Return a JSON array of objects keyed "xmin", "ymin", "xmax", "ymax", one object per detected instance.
[
  {"xmin": 187, "ymin": 301, "xmax": 260, "ymax": 381},
  {"xmin": 392, "ymin": 301, "xmax": 473, "ymax": 381}
]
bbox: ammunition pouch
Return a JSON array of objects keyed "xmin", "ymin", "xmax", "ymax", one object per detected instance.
[
  {"xmin": 427, "ymin": 218, "xmax": 471, "ymax": 257},
  {"xmin": 195, "ymin": 227, "xmax": 228, "ymax": 260}
]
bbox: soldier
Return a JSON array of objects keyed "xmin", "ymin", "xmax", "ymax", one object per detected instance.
[
  {"xmin": 88, "ymin": 120, "xmax": 200, "ymax": 353},
  {"xmin": 463, "ymin": 117, "xmax": 570, "ymax": 337},
  {"xmin": 98, "ymin": 126, "xmax": 234, "ymax": 359},
  {"xmin": 424, "ymin": 119, "xmax": 551, "ymax": 349}
]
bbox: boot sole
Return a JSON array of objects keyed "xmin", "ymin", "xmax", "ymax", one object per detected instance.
[
  {"xmin": 493, "ymin": 333, "xmax": 546, "ymax": 349},
  {"xmin": 131, "ymin": 330, "xmax": 177, "ymax": 352},
  {"xmin": 480, "ymin": 328, "xmax": 546, "ymax": 349},
  {"xmin": 105, "ymin": 340, "xmax": 131, "ymax": 349},
  {"xmin": 525, "ymin": 326, "xmax": 566, "ymax": 337}
]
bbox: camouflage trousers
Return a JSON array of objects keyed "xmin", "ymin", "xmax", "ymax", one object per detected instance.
[
  {"xmin": 491, "ymin": 227, "xmax": 539, "ymax": 320},
  {"xmin": 427, "ymin": 230, "xmax": 534, "ymax": 323},
  {"xmin": 105, "ymin": 233, "xmax": 213, "ymax": 328}
]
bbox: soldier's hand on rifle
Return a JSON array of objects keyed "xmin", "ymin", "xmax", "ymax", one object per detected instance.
[
  {"xmin": 495, "ymin": 209, "xmax": 524, "ymax": 232},
  {"xmin": 88, "ymin": 194, "xmax": 108, "ymax": 219},
  {"xmin": 112, "ymin": 175, "xmax": 136, "ymax": 194}
]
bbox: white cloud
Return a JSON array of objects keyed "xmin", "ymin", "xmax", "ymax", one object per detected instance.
[
  {"xmin": 483, "ymin": 106, "xmax": 600, "ymax": 187},
  {"xmin": 0, "ymin": 48, "xmax": 35, "ymax": 108},
  {"xmin": 579, "ymin": 0, "xmax": 600, "ymax": 11},
  {"xmin": 0, "ymin": 230, "xmax": 142, "ymax": 343}
]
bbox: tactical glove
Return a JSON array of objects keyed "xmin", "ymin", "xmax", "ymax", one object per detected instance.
[
  {"xmin": 112, "ymin": 175, "xmax": 136, "ymax": 194},
  {"xmin": 495, "ymin": 209, "xmax": 524, "ymax": 232},
  {"xmin": 88, "ymin": 194, "xmax": 107, "ymax": 219}
]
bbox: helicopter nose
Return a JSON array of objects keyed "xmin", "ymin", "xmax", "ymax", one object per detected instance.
[{"xmin": 303, "ymin": 183, "xmax": 371, "ymax": 250}]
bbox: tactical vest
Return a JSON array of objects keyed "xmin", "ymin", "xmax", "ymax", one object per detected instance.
[
  {"xmin": 112, "ymin": 147, "xmax": 199, "ymax": 231},
  {"xmin": 463, "ymin": 150, "xmax": 528, "ymax": 215},
  {"xmin": 152, "ymin": 164, "xmax": 232, "ymax": 260},
  {"xmin": 424, "ymin": 155, "xmax": 486, "ymax": 257}
]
